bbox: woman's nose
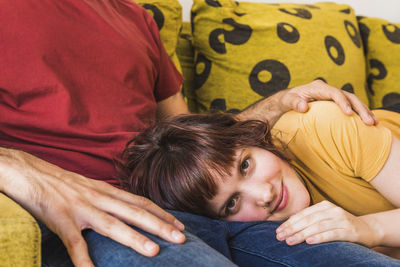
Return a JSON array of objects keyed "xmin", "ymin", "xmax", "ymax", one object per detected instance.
[{"xmin": 255, "ymin": 183, "xmax": 274, "ymax": 208}]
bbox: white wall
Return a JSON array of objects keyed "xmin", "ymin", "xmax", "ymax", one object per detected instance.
[{"xmin": 178, "ymin": 0, "xmax": 400, "ymax": 22}]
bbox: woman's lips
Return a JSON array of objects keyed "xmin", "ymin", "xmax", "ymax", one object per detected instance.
[{"xmin": 273, "ymin": 183, "xmax": 289, "ymax": 213}]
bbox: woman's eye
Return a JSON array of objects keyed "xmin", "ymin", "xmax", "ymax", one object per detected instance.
[
  {"xmin": 225, "ymin": 196, "xmax": 239, "ymax": 215},
  {"xmin": 240, "ymin": 158, "xmax": 250, "ymax": 172}
]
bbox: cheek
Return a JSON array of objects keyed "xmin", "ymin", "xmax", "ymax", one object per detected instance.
[
  {"xmin": 229, "ymin": 206, "xmax": 265, "ymax": 222},
  {"xmin": 259, "ymin": 156, "xmax": 283, "ymax": 178}
]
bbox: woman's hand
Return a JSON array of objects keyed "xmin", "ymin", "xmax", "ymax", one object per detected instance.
[
  {"xmin": 275, "ymin": 200, "xmax": 379, "ymax": 248},
  {"xmin": 0, "ymin": 148, "xmax": 185, "ymax": 267}
]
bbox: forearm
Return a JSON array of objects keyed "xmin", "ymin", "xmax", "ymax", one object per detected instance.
[
  {"xmin": 156, "ymin": 91, "xmax": 189, "ymax": 121},
  {"xmin": 0, "ymin": 146, "xmax": 25, "ymax": 194},
  {"xmin": 362, "ymin": 209, "xmax": 400, "ymax": 248},
  {"xmin": 237, "ymin": 90, "xmax": 287, "ymax": 126},
  {"xmin": 0, "ymin": 146, "xmax": 60, "ymax": 199}
]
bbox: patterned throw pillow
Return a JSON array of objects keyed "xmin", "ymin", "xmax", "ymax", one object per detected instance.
[
  {"xmin": 134, "ymin": 0, "xmax": 182, "ymax": 72},
  {"xmin": 358, "ymin": 17, "xmax": 400, "ymax": 108},
  {"xmin": 191, "ymin": 0, "xmax": 368, "ymax": 112},
  {"xmin": 177, "ymin": 22, "xmax": 197, "ymax": 112}
]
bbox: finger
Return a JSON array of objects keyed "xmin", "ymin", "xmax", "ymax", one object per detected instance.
[
  {"xmin": 87, "ymin": 209, "xmax": 163, "ymax": 257},
  {"xmin": 277, "ymin": 201, "xmax": 333, "ymax": 234},
  {"xmin": 284, "ymin": 219, "xmax": 341, "ymax": 246},
  {"xmin": 58, "ymin": 222, "xmax": 95, "ymax": 267},
  {"xmin": 280, "ymin": 90, "xmax": 310, "ymax": 113},
  {"xmin": 343, "ymin": 91, "xmax": 377, "ymax": 125},
  {"xmin": 92, "ymin": 181, "xmax": 185, "ymax": 231},
  {"xmin": 277, "ymin": 210, "xmax": 333, "ymax": 242},
  {"xmin": 91, "ymin": 196, "xmax": 185, "ymax": 244},
  {"xmin": 318, "ymin": 84, "xmax": 353, "ymax": 115},
  {"xmin": 305, "ymin": 228, "xmax": 348, "ymax": 245}
]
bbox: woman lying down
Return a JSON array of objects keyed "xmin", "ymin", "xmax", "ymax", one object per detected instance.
[{"xmin": 117, "ymin": 101, "xmax": 400, "ymax": 258}]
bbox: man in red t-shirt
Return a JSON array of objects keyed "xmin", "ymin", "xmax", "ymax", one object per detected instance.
[{"xmin": 0, "ymin": 0, "xmax": 377, "ymax": 266}]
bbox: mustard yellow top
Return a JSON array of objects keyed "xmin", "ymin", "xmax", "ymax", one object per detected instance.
[{"xmin": 273, "ymin": 101, "xmax": 399, "ymax": 216}]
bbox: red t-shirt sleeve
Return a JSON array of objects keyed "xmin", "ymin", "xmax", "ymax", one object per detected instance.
[{"xmin": 141, "ymin": 8, "xmax": 184, "ymax": 102}]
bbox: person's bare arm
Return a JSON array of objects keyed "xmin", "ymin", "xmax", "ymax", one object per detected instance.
[
  {"xmin": 0, "ymin": 147, "xmax": 185, "ymax": 267},
  {"xmin": 237, "ymin": 80, "xmax": 377, "ymax": 127},
  {"xmin": 275, "ymin": 138, "xmax": 400, "ymax": 251},
  {"xmin": 156, "ymin": 91, "xmax": 188, "ymax": 120},
  {"xmin": 362, "ymin": 137, "xmax": 400, "ymax": 247}
]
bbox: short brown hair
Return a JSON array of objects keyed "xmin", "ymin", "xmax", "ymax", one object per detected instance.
[{"xmin": 116, "ymin": 113, "xmax": 288, "ymax": 218}]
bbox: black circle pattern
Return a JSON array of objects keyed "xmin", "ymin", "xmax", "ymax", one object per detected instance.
[
  {"xmin": 358, "ymin": 22, "xmax": 370, "ymax": 55},
  {"xmin": 315, "ymin": 77, "xmax": 327, "ymax": 83},
  {"xmin": 194, "ymin": 53, "xmax": 212, "ymax": 90},
  {"xmin": 209, "ymin": 28, "xmax": 226, "ymax": 54},
  {"xmin": 206, "ymin": 0, "xmax": 222, "ymax": 7},
  {"xmin": 191, "ymin": 11, "xmax": 196, "ymax": 34},
  {"xmin": 277, "ymin": 23, "xmax": 300, "ymax": 43},
  {"xmin": 210, "ymin": 98, "xmax": 241, "ymax": 113},
  {"xmin": 341, "ymin": 83, "xmax": 354, "ymax": 93},
  {"xmin": 249, "ymin": 60, "xmax": 291, "ymax": 97},
  {"xmin": 278, "ymin": 8, "xmax": 312, "ymax": 19},
  {"xmin": 382, "ymin": 93, "xmax": 400, "ymax": 107},
  {"xmin": 367, "ymin": 59, "xmax": 387, "ymax": 96},
  {"xmin": 223, "ymin": 18, "xmax": 252, "ymax": 45},
  {"xmin": 339, "ymin": 8, "xmax": 351, "ymax": 14},
  {"xmin": 325, "ymin": 36, "xmax": 345, "ymax": 65},
  {"xmin": 344, "ymin": 20, "xmax": 361, "ymax": 48},
  {"xmin": 210, "ymin": 98, "xmax": 226, "ymax": 111},
  {"xmin": 209, "ymin": 18, "xmax": 252, "ymax": 54},
  {"xmin": 142, "ymin": 4, "xmax": 164, "ymax": 30},
  {"xmin": 234, "ymin": 11, "xmax": 246, "ymax": 17},
  {"xmin": 382, "ymin": 24, "xmax": 400, "ymax": 44}
]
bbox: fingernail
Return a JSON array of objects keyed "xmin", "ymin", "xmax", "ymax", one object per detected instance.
[
  {"xmin": 287, "ymin": 236, "xmax": 296, "ymax": 244},
  {"xmin": 144, "ymin": 241, "xmax": 157, "ymax": 252},
  {"xmin": 277, "ymin": 232, "xmax": 285, "ymax": 240},
  {"xmin": 174, "ymin": 219, "xmax": 185, "ymax": 231},
  {"xmin": 172, "ymin": 230, "xmax": 184, "ymax": 241},
  {"xmin": 297, "ymin": 102, "xmax": 307, "ymax": 112},
  {"xmin": 346, "ymin": 106, "xmax": 352, "ymax": 114}
]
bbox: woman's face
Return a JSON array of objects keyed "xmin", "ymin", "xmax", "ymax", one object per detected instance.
[{"xmin": 209, "ymin": 146, "xmax": 310, "ymax": 222}]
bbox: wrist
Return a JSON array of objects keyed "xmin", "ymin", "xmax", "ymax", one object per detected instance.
[
  {"xmin": 237, "ymin": 89, "xmax": 287, "ymax": 125},
  {"xmin": 360, "ymin": 214, "xmax": 384, "ymax": 248},
  {"xmin": 0, "ymin": 147, "xmax": 15, "ymax": 192}
]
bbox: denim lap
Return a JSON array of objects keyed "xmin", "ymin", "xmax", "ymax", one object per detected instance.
[
  {"xmin": 171, "ymin": 210, "xmax": 400, "ymax": 267},
  {"xmin": 38, "ymin": 219, "xmax": 234, "ymax": 267},
  {"xmin": 39, "ymin": 211, "xmax": 400, "ymax": 266}
]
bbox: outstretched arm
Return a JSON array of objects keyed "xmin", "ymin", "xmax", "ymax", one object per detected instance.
[
  {"xmin": 237, "ymin": 80, "xmax": 377, "ymax": 126},
  {"xmin": 275, "ymin": 137, "xmax": 400, "ymax": 252}
]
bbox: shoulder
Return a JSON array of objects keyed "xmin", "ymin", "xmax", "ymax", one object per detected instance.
[{"xmin": 273, "ymin": 101, "xmax": 349, "ymax": 143}]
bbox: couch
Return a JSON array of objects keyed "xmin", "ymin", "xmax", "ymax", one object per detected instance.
[{"xmin": 2, "ymin": 0, "xmax": 399, "ymax": 265}]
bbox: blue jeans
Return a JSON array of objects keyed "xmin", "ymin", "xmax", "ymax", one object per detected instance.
[{"xmin": 39, "ymin": 210, "xmax": 400, "ymax": 266}]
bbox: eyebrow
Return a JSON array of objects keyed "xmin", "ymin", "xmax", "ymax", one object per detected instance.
[{"xmin": 216, "ymin": 148, "xmax": 245, "ymax": 217}]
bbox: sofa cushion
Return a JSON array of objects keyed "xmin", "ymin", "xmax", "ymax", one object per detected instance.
[
  {"xmin": 0, "ymin": 193, "xmax": 40, "ymax": 267},
  {"xmin": 358, "ymin": 17, "xmax": 400, "ymax": 108},
  {"xmin": 191, "ymin": 0, "xmax": 368, "ymax": 112},
  {"xmin": 177, "ymin": 22, "xmax": 197, "ymax": 112},
  {"xmin": 134, "ymin": 0, "xmax": 183, "ymax": 72}
]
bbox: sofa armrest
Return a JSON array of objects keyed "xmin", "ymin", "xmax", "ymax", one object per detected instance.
[{"xmin": 0, "ymin": 193, "xmax": 41, "ymax": 266}]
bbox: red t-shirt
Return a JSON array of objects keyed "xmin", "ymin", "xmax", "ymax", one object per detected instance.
[{"xmin": 0, "ymin": 0, "xmax": 183, "ymax": 185}]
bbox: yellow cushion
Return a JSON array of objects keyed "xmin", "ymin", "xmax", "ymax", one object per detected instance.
[
  {"xmin": 134, "ymin": 0, "xmax": 183, "ymax": 72},
  {"xmin": 191, "ymin": 0, "xmax": 369, "ymax": 112},
  {"xmin": 358, "ymin": 17, "xmax": 400, "ymax": 108},
  {"xmin": 0, "ymin": 193, "xmax": 41, "ymax": 266},
  {"xmin": 177, "ymin": 22, "xmax": 197, "ymax": 112}
]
